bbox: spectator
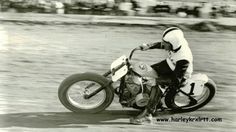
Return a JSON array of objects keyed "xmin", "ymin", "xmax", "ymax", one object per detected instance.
[
  {"xmin": 53, "ymin": 1, "xmax": 64, "ymax": 14},
  {"xmin": 199, "ymin": 2, "xmax": 213, "ymax": 18},
  {"xmin": 118, "ymin": 0, "xmax": 133, "ymax": 16}
]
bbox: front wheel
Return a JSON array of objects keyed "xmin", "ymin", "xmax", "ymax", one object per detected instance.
[
  {"xmin": 58, "ymin": 72, "xmax": 114, "ymax": 113},
  {"xmin": 165, "ymin": 78, "xmax": 216, "ymax": 113}
]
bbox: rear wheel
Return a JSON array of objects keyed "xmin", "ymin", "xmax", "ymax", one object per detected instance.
[
  {"xmin": 165, "ymin": 78, "xmax": 216, "ymax": 112},
  {"xmin": 58, "ymin": 72, "xmax": 114, "ymax": 113}
]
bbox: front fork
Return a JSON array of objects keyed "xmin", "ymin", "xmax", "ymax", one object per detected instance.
[{"xmin": 84, "ymin": 70, "xmax": 113, "ymax": 99}]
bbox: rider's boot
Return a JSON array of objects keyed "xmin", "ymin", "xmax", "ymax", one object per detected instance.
[
  {"xmin": 130, "ymin": 108, "xmax": 153, "ymax": 125},
  {"xmin": 155, "ymin": 101, "xmax": 165, "ymax": 112}
]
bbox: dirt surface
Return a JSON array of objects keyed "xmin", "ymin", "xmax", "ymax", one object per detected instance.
[{"xmin": 0, "ymin": 13, "xmax": 235, "ymax": 132}]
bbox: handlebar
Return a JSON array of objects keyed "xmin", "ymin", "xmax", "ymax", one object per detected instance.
[
  {"xmin": 101, "ymin": 47, "xmax": 141, "ymax": 78},
  {"xmin": 129, "ymin": 47, "xmax": 141, "ymax": 60}
]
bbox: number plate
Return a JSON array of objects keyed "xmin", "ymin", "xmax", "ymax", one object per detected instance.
[
  {"xmin": 180, "ymin": 74, "xmax": 208, "ymax": 96},
  {"xmin": 110, "ymin": 55, "xmax": 128, "ymax": 81}
]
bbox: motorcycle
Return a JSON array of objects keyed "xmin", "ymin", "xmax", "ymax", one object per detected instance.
[{"xmin": 58, "ymin": 47, "xmax": 217, "ymax": 113}]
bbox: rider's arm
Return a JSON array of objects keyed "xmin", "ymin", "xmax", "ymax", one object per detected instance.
[
  {"xmin": 173, "ymin": 60, "xmax": 190, "ymax": 86},
  {"xmin": 149, "ymin": 42, "xmax": 164, "ymax": 49},
  {"xmin": 140, "ymin": 42, "xmax": 164, "ymax": 50}
]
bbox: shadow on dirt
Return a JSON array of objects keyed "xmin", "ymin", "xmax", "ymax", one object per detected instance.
[
  {"xmin": 0, "ymin": 110, "xmax": 145, "ymax": 128},
  {"xmin": 0, "ymin": 106, "xmax": 222, "ymax": 128}
]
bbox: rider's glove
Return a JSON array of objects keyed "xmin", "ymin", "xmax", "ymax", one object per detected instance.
[{"xmin": 139, "ymin": 43, "xmax": 150, "ymax": 51}]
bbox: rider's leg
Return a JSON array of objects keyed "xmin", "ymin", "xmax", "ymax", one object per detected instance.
[
  {"xmin": 147, "ymin": 85, "xmax": 162, "ymax": 113},
  {"xmin": 151, "ymin": 60, "xmax": 175, "ymax": 105},
  {"xmin": 151, "ymin": 60, "xmax": 174, "ymax": 76},
  {"xmin": 130, "ymin": 86, "xmax": 161, "ymax": 125}
]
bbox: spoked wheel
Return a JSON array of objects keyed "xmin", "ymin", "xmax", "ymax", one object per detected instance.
[
  {"xmin": 165, "ymin": 79, "xmax": 216, "ymax": 112},
  {"xmin": 58, "ymin": 72, "xmax": 114, "ymax": 113}
]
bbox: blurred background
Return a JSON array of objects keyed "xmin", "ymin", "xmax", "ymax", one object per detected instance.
[
  {"xmin": 0, "ymin": 0, "xmax": 235, "ymax": 18},
  {"xmin": 0, "ymin": 0, "xmax": 235, "ymax": 132}
]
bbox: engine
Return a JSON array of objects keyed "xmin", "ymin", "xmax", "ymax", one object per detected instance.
[
  {"xmin": 125, "ymin": 75, "xmax": 141, "ymax": 95},
  {"xmin": 122, "ymin": 74, "xmax": 152, "ymax": 107}
]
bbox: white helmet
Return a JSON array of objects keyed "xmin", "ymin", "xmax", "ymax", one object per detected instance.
[{"xmin": 162, "ymin": 27, "xmax": 185, "ymax": 51}]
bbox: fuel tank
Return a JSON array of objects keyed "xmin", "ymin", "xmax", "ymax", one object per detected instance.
[{"xmin": 131, "ymin": 62, "xmax": 158, "ymax": 78}]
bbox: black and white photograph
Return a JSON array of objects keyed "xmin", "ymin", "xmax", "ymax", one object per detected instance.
[{"xmin": 0, "ymin": 0, "xmax": 235, "ymax": 131}]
